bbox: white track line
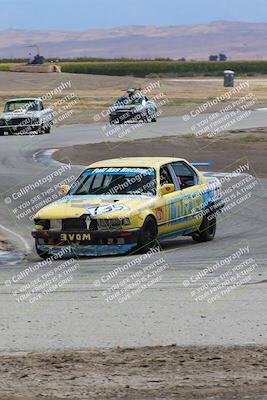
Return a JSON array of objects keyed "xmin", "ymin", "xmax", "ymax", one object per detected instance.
[{"xmin": 0, "ymin": 223, "xmax": 31, "ymax": 253}]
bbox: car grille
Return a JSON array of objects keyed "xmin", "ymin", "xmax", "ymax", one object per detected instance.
[
  {"xmin": 114, "ymin": 109, "xmax": 133, "ymax": 114},
  {"xmin": 6, "ymin": 118, "xmax": 32, "ymax": 126},
  {"xmin": 62, "ymin": 217, "xmax": 97, "ymax": 231}
]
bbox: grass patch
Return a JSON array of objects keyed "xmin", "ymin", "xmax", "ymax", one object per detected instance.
[
  {"xmin": 238, "ymin": 135, "xmax": 267, "ymax": 143},
  {"xmin": 228, "ymin": 129, "xmax": 246, "ymax": 133},
  {"xmin": 0, "ymin": 64, "xmax": 10, "ymax": 71}
]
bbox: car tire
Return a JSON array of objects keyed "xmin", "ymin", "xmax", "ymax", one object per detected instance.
[
  {"xmin": 137, "ymin": 216, "xmax": 158, "ymax": 253},
  {"xmin": 35, "ymin": 241, "xmax": 50, "ymax": 260},
  {"xmin": 144, "ymin": 111, "xmax": 152, "ymax": 123},
  {"xmin": 44, "ymin": 126, "xmax": 51, "ymax": 134},
  {"xmin": 192, "ymin": 212, "xmax": 216, "ymax": 242},
  {"xmin": 36, "ymin": 126, "xmax": 44, "ymax": 135}
]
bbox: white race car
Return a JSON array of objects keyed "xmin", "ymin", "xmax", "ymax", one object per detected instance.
[{"xmin": 0, "ymin": 98, "xmax": 53, "ymax": 135}]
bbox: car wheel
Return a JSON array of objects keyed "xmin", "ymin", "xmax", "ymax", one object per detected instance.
[
  {"xmin": 44, "ymin": 126, "xmax": 51, "ymax": 134},
  {"xmin": 144, "ymin": 111, "xmax": 152, "ymax": 123},
  {"xmin": 151, "ymin": 111, "xmax": 157, "ymax": 122},
  {"xmin": 192, "ymin": 213, "xmax": 216, "ymax": 242},
  {"xmin": 35, "ymin": 241, "xmax": 51, "ymax": 260},
  {"xmin": 36, "ymin": 126, "xmax": 44, "ymax": 135},
  {"xmin": 138, "ymin": 216, "xmax": 158, "ymax": 252}
]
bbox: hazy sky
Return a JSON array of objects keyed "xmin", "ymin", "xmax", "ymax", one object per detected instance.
[{"xmin": 0, "ymin": 0, "xmax": 267, "ymax": 30}]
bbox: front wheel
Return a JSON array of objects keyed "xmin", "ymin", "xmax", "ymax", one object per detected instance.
[
  {"xmin": 44, "ymin": 126, "xmax": 51, "ymax": 134},
  {"xmin": 192, "ymin": 214, "xmax": 216, "ymax": 242},
  {"xmin": 151, "ymin": 112, "xmax": 157, "ymax": 122},
  {"xmin": 143, "ymin": 111, "xmax": 152, "ymax": 123},
  {"xmin": 35, "ymin": 241, "xmax": 50, "ymax": 259},
  {"xmin": 137, "ymin": 216, "xmax": 158, "ymax": 253},
  {"xmin": 36, "ymin": 126, "xmax": 44, "ymax": 135}
]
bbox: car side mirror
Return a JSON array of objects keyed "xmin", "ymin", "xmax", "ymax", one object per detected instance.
[
  {"xmin": 160, "ymin": 184, "xmax": 175, "ymax": 196},
  {"xmin": 59, "ymin": 185, "xmax": 70, "ymax": 195}
]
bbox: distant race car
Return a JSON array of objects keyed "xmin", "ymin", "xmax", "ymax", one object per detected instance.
[
  {"xmin": 32, "ymin": 157, "xmax": 224, "ymax": 259},
  {"xmin": 0, "ymin": 98, "xmax": 53, "ymax": 136},
  {"xmin": 109, "ymin": 89, "xmax": 158, "ymax": 124}
]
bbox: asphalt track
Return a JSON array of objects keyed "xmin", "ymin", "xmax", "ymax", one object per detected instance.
[{"xmin": 0, "ymin": 112, "xmax": 266, "ymax": 351}]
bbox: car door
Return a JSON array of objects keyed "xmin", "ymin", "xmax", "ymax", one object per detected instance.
[
  {"xmin": 169, "ymin": 162, "xmax": 205, "ymax": 231},
  {"xmin": 156, "ymin": 164, "xmax": 185, "ymax": 236},
  {"xmin": 145, "ymin": 96, "xmax": 156, "ymax": 117}
]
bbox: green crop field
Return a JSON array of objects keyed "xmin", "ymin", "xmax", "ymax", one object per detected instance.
[
  {"xmin": 0, "ymin": 64, "xmax": 10, "ymax": 71},
  {"xmin": 1, "ymin": 60, "xmax": 267, "ymax": 77},
  {"xmin": 60, "ymin": 60, "xmax": 267, "ymax": 77}
]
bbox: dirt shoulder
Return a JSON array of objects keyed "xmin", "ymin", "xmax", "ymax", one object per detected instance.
[
  {"xmin": 1, "ymin": 72, "xmax": 267, "ymax": 125},
  {"xmin": 0, "ymin": 345, "xmax": 266, "ymax": 400},
  {"xmin": 54, "ymin": 128, "xmax": 267, "ymax": 178}
]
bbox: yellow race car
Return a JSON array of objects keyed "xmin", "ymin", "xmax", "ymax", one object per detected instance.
[{"xmin": 32, "ymin": 157, "xmax": 223, "ymax": 258}]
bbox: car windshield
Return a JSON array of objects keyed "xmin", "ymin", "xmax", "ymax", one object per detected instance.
[
  {"xmin": 131, "ymin": 97, "xmax": 145, "ymax": 105},
  {"xmin": 4, "ymin": 100, "xmax": 39, "ymax": 112},
  {"xmin": 70, "ymin": 167, "xmax": 157, "ymax": 196},
  {"xmin": 112, "ymin": 96, "xmax": 131, "ymax": 107}
]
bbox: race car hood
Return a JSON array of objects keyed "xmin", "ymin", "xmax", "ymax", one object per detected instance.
[
  {"xmin": 110, "ymin": 104, "xmax": 144, "ymax": 112},
  {"xmin": 35, "ymin": 194, "xmax": 156, "ymax": 220},
  {"xmin": 0, "ymin": 110, "xmax": 38, "ymax": 119}
]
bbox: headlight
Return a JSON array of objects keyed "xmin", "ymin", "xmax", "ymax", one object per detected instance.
[
  {"xmin": 34, "ymin": 219, "xmax": 50, "ymax": 230},
  {"xmin": 97, "ymin": 218, "xmax": 130, "ymax": 230},
  {"xmin": 49, "ymin": 219, "xmax": 62, "ymax": 230},
  {"xmin": 122, "ymin": 218, "xmax": 130, "ymax": 225}
]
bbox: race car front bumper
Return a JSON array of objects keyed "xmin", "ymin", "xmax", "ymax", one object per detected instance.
[
  {"xmin": 0, "ymin": 124, "xmax": 42, "ymax": 135},
  {"xmin": 32, "ymin": 228, "xmax": 140, "ymax": 257},
  {"xmin": 109, "ymin": 110, "xmax": 145, "ymax": 123}
]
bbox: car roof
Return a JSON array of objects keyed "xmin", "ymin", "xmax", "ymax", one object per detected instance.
[
  {"xmin": 6, "ymin": 98, "xmax": 41, "ymax": 102},
  {"xmin": 88, "ymin": 157, "xmax": 186, "ymax": 169}
]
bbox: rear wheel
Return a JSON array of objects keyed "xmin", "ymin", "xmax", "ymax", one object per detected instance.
[
  {"xmin": 192, "ymin": 213, "xmax": 216, "ymax": 242},
  {"xmin": 138, "ymin": 216, "xmax": 158, "ymax": 252}
]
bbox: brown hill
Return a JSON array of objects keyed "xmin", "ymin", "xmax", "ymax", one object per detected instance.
[{"xmin": 1, "ymin": 21, "xmax": 267, "ymax": 60}]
